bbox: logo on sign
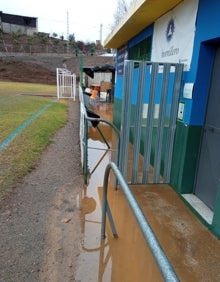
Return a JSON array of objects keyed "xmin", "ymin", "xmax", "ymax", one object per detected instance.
[{"xmin": 166, "ymin": 19, "xmax": 175, "ymax": 42}]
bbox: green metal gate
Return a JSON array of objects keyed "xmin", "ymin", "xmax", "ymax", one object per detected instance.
[{"xmin": 119, "ymin": 60, "xmax": 183, "ymax": 184}]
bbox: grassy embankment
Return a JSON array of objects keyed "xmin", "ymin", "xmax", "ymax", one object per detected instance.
[{"xmin": 0, "ymin": 81, "xmax": 68, "ymax": 195}]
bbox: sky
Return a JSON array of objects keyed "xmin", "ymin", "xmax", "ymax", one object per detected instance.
[{"xmin": 1, "ymin": 0, "xmax": 120, "ymax": 43}]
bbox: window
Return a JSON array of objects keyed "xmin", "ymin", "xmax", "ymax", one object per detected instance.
[{"xmin": 128, "ymin": 37, "xmax": 152, "ymax": 61}]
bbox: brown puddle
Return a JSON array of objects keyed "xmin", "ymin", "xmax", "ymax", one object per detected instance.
[
  {"xmin": 76, "ymin": 103, "xmax": 220, "ymax": 282},
  {"xmin": 75, "ymin": 103, "xmax": 162, "ymax": 281}
]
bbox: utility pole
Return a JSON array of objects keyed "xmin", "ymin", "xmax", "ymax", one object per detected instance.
[
  {"xmin": 67, "ymin": 11, "xmax": 69, "ymax": 53},
  {"xmin": 100, "ymin": 23, "xmax": 103, "ymax": 45}
]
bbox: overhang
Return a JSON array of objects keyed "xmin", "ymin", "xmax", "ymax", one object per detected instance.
[{"xmin": 104, "ymin": 0, "xmax": 183, "ymax": 49}]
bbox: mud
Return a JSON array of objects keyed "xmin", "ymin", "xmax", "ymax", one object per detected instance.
[
  {"xmin": 1, "ymin": 98, "xmax": 220, "ymax": 281},
  {"xmin": 0, "ymin": 100, "xmax": 83, "ymax": 282}
]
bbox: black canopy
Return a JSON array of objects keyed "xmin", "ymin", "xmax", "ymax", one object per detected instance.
[{"xmin": 83, "ymin": 64, "xmax": 115, "ymax": 78}]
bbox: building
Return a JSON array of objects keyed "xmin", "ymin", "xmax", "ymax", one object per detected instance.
[
  {"xmin": 0, "ymin": 11, "xmax": 38, "ymax": 35},
  {"xmin": 104, "ymin": 0, "xmax": 220, "ymax": 238}
]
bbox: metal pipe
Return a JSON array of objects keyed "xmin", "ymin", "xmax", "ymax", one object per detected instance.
[
  {"xmin": 96, "ymin": 126, "xmax": 110, "ymax": 149},
  {"xmin": 79, "ymin": 85, "xmax": 121, "ymax": 184},
  {"xmin": 101, "ymin": 161, "xmax": 179, "ymax": 282},
  {"xmin": 83, "ymin": 116, "xmax": 88, "ymax": 184}
]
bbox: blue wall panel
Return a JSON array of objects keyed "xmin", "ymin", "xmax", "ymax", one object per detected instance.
[
  {"xmin": 187, "ymin": 0, "xmax": 220, "ymax": 125},
  {"xmin": 115, "ymin": 0, "xmax": 220, "ymax": 126},
  {"xmin": 114, "ymin": 75, "xmax": 124, "ymax": 99}
]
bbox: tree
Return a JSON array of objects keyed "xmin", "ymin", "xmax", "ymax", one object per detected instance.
[
  {"xmin": 0, "ymin": 27, "xmax": 8, "ymax": 52},
  {"xmin": 90, "ymin": 43, "xmax": 96, "ymax": 56},
  {"xmin": 72, "ymin": 42, "xmax": 79, "ymax": 56},
  {"xmin": 68, "ymin": 33, "xmax": 75, "ymax": 42},
  {"xmin": 26, "ymin": 35, "xmax": 35, "ymax": 53},
  {"xmin": 52, "ymin": 38, "xmax": 60, "ymax": 52},
  {"xmin": 39, "ymin": 34, "xmax": 49, "ymax": 53},
  {"xmin": 111, "ymin": 0, "xmax": 130, "ymax": 29},
  {"xmin": 12, "ymin": 29, "xmax": 22, "ymax": 51},
  {"xmin": 76, "ymin": 41, "xmax": 85, "ymax": 52},
  {"xmin": 52, "ymin": 32, "xmax": 58, "ymax": 38}
]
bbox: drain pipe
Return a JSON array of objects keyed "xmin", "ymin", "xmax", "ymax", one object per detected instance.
[{"xmin": 101, "ymin": 162, "xmax": 179, "ymax": 282}]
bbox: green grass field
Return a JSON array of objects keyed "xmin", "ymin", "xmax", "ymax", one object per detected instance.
[{"xmin": 0, "ymin": 81, "xmax": 68, "ymax": 195}]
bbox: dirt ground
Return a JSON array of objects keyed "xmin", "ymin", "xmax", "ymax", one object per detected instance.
[
  {"xmin": 0, "ymin": 53, "xmax": 115, "ymax": 84},
  {"xmin": 2, "ymin": 54, "xmax": 220, "ymax": 281},
  {"xmin": 0, "ymin": 55, "xmax": 58, "ymax": 84},
  {"xmin": 0, "ymin": 99, "xmax": 84, "ymax": 282},
  {"xmin": 0, "ymin": 53, "xmax": 113, "ymax": 282}
]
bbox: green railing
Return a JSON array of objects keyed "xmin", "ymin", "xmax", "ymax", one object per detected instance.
[
  {"xmin": 79, "ymin": 85, "xmax": 120, "ymax": 183},
  {"xmin": 79, "ymin": 85, "xmax": 179, "ymax": 281}
]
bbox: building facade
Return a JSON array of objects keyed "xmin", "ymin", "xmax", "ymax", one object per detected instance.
[
  {"xmin": 104, "ymin": 0, "xmax": 220, "ymax": 238},
  {"xmin": 0, "ymin": 12, "xmax": 38, "ymax": 35}
]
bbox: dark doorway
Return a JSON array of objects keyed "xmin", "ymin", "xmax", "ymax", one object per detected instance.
[{"xmin": 195, "ymin": 46, "xmax": 220, "ymax": 209}]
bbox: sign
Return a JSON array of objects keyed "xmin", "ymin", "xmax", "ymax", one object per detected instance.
[
  {"xmin": 151, "ymin": 0, "xmax": 199, "ymax": 71},
  {"xmin": 183, "ymin": 83, "xmax": 194, "ymax": 99},
  {"xmin": 117, "ymin": 45, "xmax": 128, "ymax": 75},
  {"xmin": 178, "ymin": 102, "xmax": 185, "ymax": 121}
]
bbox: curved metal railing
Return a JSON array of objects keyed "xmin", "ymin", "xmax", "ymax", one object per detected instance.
[
  {"xmin": 79, "ymin": 85, "xmax": 120, "ymax": 183},
  {"xmin": 79, "ymin": 85, "xmax": 178, "ymax": 281},
  {"xmin": 101, "ymin": 161, "xmax": 179, "ymax": 282}
]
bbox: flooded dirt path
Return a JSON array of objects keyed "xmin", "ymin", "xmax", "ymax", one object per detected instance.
[
  {"xmin": 75, "ymin": 103, "xmax": 163, "ymax": 281},
  {"xmin": 1, "ymin": 100, "xmax": 220, "ymax": 282},
  {"xmin": 75, "ymin": 102, "xmax": 220, "ymax": 282}
]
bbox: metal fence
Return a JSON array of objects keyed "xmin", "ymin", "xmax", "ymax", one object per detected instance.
[
  {"xmin": 119, "ymin": 60, "xmax": 184, "ymax": 184},
  {"xmin": 79, "ymin": 85, "xmax": 120, "ymax": 183},
  {"xmin": 56, "ymin": 68, "xmax": 76, "ymax": 100}
]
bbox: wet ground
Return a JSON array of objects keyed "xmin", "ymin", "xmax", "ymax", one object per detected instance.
[{"xmin": 76, "ymin": 102, "xmax": 220, "ymax": 281}]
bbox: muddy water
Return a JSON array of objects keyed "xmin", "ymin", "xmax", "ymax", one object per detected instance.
[
  {"xmin": 76, "ymin": 103, "xmax": 220, "ymax": 282},
  {"xmin": 75, "ymin": 104, "xmax": 163, "ymax": 282}
]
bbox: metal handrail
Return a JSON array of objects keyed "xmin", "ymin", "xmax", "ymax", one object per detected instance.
[
  {"xmin": 80, "ymin": 98, "xmax": 120, "ymax": 139},
  {"xmin": 101, "ymin": 161, "xmax": 179, "ymax": 282},
  {"xmin": 79, "ymin": 85, "xmax": 120, "ymax": 183},
  {"xmin": 79, "ymin": 85, "xmax": 120, "ymax": 140}
]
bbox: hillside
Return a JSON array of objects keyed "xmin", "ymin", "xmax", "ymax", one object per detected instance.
[{"xmin": 0, "ymin": 53, "xmax": 115, "ymax": 85}]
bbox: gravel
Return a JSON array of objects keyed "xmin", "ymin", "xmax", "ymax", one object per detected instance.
[{"xmin": 0, "ymin": 99, "xmax": 83, "ymax": 282}]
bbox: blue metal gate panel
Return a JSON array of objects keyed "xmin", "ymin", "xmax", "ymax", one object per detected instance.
[{"xmin": 119, "ymin": 60, "xmax": 183, "ymax": 184}]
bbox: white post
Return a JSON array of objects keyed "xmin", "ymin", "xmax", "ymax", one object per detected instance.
[{"xmin": 56, "ymin": 68, "xmax": 60, "ymax": 100}]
